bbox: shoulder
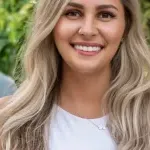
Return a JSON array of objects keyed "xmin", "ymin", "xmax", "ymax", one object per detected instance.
[
  {"xmin": 0, "ymin": 73, "xmax": 17, "ymax": 98},
  {"xmin": 0, "ymin": 96, "xmax": 11, "ymax": 109},
  {"xmin": 0, "ymin": 73, "xmax": 13, "ymax": 83},
  {"xmin": 0, "ymin": 73, "xmax": 16, "ymax": 88}
]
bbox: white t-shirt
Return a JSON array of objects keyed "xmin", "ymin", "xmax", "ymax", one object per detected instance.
[{"xmin": 49, "ymin": 105, "xmax": 117, "ymax": 150}]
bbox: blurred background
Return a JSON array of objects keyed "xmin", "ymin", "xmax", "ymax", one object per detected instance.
[
  {"xmin": 0, "ymin": 0, "xmax": 150, "ymax": 80},
  {"xmin": 0, "ymin": 0, "xmax": 35, "ymax": 97}
]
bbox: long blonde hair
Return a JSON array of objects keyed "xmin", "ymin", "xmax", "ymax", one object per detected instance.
[{"xmin": 1, "ymin": 0, "xmax": 150, "ymax": 149}]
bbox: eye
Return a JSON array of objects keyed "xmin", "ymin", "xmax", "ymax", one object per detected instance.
[
  {"xmin": 98, "ymin": 11, "xmax": 116, "ymax": 21},
  {"xmin": 64, "ymin": 10, "xmax": 82, "ymax": 19}
]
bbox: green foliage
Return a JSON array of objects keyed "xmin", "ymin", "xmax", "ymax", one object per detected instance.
[
  {"xmin": 141, "ymin": 0, "xmax": 150, "ymax": 44},
  {"xmin": 0, "ymin": 0, "xmax": 150, "ymax": 76},
  {"xmin": 0, "ymin": 0, "xmax": 34, "ymax": 76}
]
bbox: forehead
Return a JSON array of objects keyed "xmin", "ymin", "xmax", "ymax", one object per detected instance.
[{"xmin": 69, "ymin": 0, "xmax": 123, "ymax": 8}]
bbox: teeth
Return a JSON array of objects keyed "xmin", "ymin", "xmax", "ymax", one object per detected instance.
[{"xmin": 74, "ymin": 45, "xmax": 101, "ymax": 52}]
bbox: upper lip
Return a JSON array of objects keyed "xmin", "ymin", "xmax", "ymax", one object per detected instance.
[{"xmin": 71, "ymin": 42, "xmax": 104, "ymax": 48}]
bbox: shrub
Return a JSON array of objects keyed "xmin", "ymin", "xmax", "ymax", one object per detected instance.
[{"xmin": 0, "ymin": 0, "xmax": 34, "ymax": 75}]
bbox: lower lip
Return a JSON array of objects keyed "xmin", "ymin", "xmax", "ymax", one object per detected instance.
[{"xmin": 75, "ymin": 49, "xmax": 101, "ymax": 56}]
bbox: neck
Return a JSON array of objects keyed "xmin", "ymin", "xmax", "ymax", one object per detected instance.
[{"xmin": 59, "ymin": 64, "xmax": 111, "ymax": 119}]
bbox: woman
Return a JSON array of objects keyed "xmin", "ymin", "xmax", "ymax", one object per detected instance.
[{"xmin": 1, "ymin": 0, "xmax": 150, "ymax": 149}]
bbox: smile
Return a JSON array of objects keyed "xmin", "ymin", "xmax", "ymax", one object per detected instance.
[
  {"xmin": 71, "ymin": 42, "xmax": 104, "ymax": 56},
  {"xmin": 74, "ymin": 45, "xmax": 101, "ymax": 52}
]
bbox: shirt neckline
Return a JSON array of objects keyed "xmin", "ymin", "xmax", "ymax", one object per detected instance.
[{"xmin": 57, "ymin": 105, "xmax": 109, "ymax": 126}]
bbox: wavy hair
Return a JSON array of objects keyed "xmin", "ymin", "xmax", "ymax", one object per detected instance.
[{"xmin": 1, "ymin": 0, "xmax": 150, "ymax": 149}]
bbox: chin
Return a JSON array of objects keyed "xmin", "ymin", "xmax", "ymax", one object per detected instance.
[{"xmin": 73, "ymin": 65, "xmax": 102, "ymax": 75}]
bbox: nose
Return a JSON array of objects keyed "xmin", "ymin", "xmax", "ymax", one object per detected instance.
[{"xmin": 78, "ymin": 16, "xmax": 99, "ymax": 37}]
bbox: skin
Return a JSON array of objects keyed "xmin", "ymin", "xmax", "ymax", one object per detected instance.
[{"xmin": 53, "ymin": 0, "xmax": 125, "ymax": 119}]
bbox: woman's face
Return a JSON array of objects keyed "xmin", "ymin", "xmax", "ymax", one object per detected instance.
[{"xmin": 53, "ymin": 0, "xmax": 125, "ymax": 75}]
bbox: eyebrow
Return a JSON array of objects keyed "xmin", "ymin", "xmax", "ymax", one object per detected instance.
[{"xmin": 67, "ymin": 2, "xmax": 118, "ymax": 11}]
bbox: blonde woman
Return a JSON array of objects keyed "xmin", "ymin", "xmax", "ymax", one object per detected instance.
[{"xmin": 1, "ymin": 0, "xmax": 150, "ymax": 149}]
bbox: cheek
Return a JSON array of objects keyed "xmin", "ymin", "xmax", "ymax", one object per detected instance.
[
  {"xmin": 53, "ymin": 19, "xmax": 80, "ymax": 42},
  {"xmin": 99, "ymin": 22, "xmax": 125, "ymax": 45}
]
